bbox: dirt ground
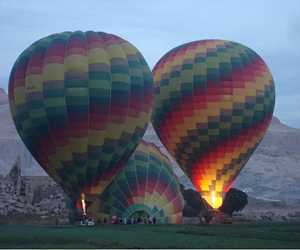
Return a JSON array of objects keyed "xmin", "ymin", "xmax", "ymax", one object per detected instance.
[
  {"xmin": 238, "ymin": 196, "xmax": 300, "ymax": 221},
  {"xmin": 0, "ymin": 213, "xmax": 69, "ymax": 226}
]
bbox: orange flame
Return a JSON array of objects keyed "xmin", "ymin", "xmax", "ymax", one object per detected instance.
[
  {"xmin": 212, "ymin": 191, "xmax": 216, "ymax": 209},
  {"xmin": 201, "ymin": 191, "xmax": 223, "ymax": 209},
  {"xmin": 81, "ymin": 194, "xmax": 86, "ymax": 215}
]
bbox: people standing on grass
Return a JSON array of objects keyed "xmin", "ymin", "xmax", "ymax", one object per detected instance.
[
  {"xmin": 91, "ymin": 215, "xmax": 158, "ymax": 226},
  {"xmin": 153, "ymin": 217, "xmax": 156, "ymax": 224}
]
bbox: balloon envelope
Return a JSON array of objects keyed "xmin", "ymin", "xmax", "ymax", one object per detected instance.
[
  {"xmin": 87, "ymin": 140, "xmax": 184, "ymax": 224},
  {"xmin": 8, "ymin": 31, "xmax": 154, "ymax": 201},
  {"xmin": 151, "ymin": 40, "xmax": 275, "ymax": 209}
]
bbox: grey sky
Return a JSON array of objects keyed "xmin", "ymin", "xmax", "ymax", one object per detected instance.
[{"xmin": 0, "ymin": 0, "xmax": 299, "ymax": 128}]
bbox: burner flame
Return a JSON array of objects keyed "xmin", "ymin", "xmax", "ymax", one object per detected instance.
[{"xmin": 81, "ymin": 194, "xmax": 86, "ymax": 215}]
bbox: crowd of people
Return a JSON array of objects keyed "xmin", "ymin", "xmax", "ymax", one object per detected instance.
[
  {"xmin": 97, "ymin": 215, "xmax": 157, "ymax": 225},
  {"xmin": 122, "ymin": 216, "xmax": 156, "ymax": 225},
  {"xmin": 75, "ymin": 212, "xmax": 158, "ymax": 226}
]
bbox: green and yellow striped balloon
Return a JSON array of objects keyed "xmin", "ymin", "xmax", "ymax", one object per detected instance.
[
  {"xmin": 87, "ymin": 140, "xmax": 184, "ymax": 224},
  {"xmin": 8, "ymin": 31, "xmax": 154, "ymax": 201}
]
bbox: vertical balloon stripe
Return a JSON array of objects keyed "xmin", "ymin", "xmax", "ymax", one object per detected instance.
[
  {"xmin": 100, "ymin": 39, "xmax": 149, "ymax": 187},
  {"xmin": 25, "ymin": 36, "xmax": 65, "ymax": 186},
  {"xmin": 98, "ymin": 34, "xmax": 131, "ymax": 184},
  {"xmin": 8, "ymin": 42, "xmax": 51, "ymax": 173},
  {"xmin": 64, "ymin": 31, "xmax": 89, "ymax": 193},
  {"xmin": 91, "ymin": 33, "xmax": 127, "ymax": 186},
  {"xmin": 114, "ymin": 49, "xmax": 154, "ymax": 173},
  {"xmin": 135, "ymin": 140, "xmax": 149, "ymax": 205},
  {"xmin": 85, "ymin": 31, "xmax": 110, "ymax": 192},
  {"xmin": 112, "ymin": 170, "xmax": 132, "ymax": 209},
  {"xmin": 14, "ymin": 42, "xmax": 54, "ymax": 169},
  {"xmin": 85, "ymin": 32, "xmax": 112, "ymax": 193},
  {"xmin": 43, "ymin": 32, "xmax": 80, "ymax": 195},
  {"xmin": 9, "ymin": 40, "xmax": 60, "ymax": 181}
]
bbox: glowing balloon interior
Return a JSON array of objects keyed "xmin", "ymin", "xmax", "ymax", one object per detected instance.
[
  {"xmin": 8, "ymin": 31, "xmax": 154, "ymax": 201},
  {"xmin": 151, "ymin": 40, "xmax": 275, "ymax": 209}
]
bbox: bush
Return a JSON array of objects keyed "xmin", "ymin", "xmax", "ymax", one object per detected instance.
[{"xmin": 219, "ymin": 188, "xmax": 248, "ymax": 216}]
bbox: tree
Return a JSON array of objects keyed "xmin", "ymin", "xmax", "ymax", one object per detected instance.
[
  {"xmin": 180, "ymin": 184, "xmax": 205, "ymax": 217},
  {"xmin": 182, "ymin": 205, "xmax": 199, "ymax": 217},
  {"xmin": 219, "ymin": 188, "xmax": 248, "ymax": 216}
]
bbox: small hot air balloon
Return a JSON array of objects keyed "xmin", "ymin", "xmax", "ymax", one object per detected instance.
[
  {"xmin": 151, "ymin": 39, "xmax": 275, "ymax": 209},
  {"xmin": 8, "ymin": 31, "xmax": 154, "ymax": 203},
  {"xmin": 85, "ymin": 140, "xmax": 184, "ymax": 224}
]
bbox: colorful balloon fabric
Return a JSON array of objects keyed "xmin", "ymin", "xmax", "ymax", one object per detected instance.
[
  {"xmin": 87, "ymin": 140, "xmax": 184, "ymax": 224},
  {"xmin": 65, "ymin": 195, "xmax": 79, "ymax": 225},
  {"xmin": 151, "ymin": 40, "xmax": 275, "ymax": 209},
  {"xmin": 8, "ymin": 31, "xmax": 154, "ymax": 201}
]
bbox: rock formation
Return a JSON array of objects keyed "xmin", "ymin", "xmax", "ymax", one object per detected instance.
[{"xmin": 0, "ymin": 157, "xmax": 67, "ymax": 218}]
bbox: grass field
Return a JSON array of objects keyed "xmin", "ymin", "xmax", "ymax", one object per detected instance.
[{"xmin": 0, "ymin": 221, "xmax": 299, "ymax": 249}]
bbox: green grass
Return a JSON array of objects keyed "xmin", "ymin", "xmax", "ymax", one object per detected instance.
[{"xmin": 0, "ymin": 221, "xmax": 299, "ymax": 248}]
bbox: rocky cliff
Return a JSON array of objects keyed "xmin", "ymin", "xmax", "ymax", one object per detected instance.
[
  {"xmin": 0, "ymin": 88, "xmax": 45, "ymax": 175},
  {"xmin": 232, "ymin": 116, "xmax": 300, "ymax": 203},
  {"xmin": 0, "ymin": 157, "xmax": 67, "ymax": 221},
  {"xmin": 1, "ymin": 87, "xmax": 299, "ymax": 205}
]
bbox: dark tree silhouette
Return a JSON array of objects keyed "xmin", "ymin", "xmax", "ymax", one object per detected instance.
[
  {"xmin": 180, "ymin": 184, "xmax": 205, "ymax": 217},
  {"xmin": 219, "ymin": 188, "xmax": 248, "ymax": 216}
]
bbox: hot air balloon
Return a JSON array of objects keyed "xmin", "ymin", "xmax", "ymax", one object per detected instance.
[
  {"xmin": 83, "ymin": 140, "xmax": 184, "ymax": 224},
  {"xmin": 151, "ymin": 40, "xmax": 275, "ymax": 209},
  {"xmin": 8, "ymin": 31, "xmax": 154, "ymax": 204},
  {"xmin": 65, "ymin": 194, "xmax": 79, "ymax": 225}
]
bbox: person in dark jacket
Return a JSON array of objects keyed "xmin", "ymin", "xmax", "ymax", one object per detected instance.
[{"xmin": 153, "ymin": 217, "xmax": 156, "ymax": 224}]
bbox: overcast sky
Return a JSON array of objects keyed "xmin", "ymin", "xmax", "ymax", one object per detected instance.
[{"xmin": 0, "ymin": 0, "xmax": 299, "ymax": 129}]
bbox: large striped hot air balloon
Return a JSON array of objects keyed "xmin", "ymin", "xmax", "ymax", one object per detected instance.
[
  {"xmin": 8, "ymin": 31, "xmax": 154, "ymax": 202},
  {"xmin": 151, "ymin": 40, "xmax": 275, "ymax": 209},
  {"xmin": 86, "ymin": 140, "xmax": 184, "ymax": 224}
]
